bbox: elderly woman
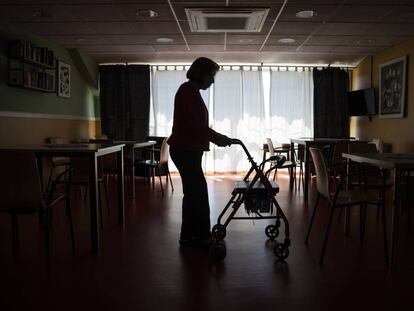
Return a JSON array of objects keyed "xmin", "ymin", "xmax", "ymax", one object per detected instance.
[{"xmin": 168, "ymin": 57, "xmax": 232, "ymax": 248}]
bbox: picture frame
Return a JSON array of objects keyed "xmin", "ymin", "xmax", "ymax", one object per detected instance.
[
  {"xmin": 379, "ymin": 55, "xmax": 407, "ymax": 118},
  {"xmin": 57, "ymin": 60, "xmax": 71, "ymax": 98}
]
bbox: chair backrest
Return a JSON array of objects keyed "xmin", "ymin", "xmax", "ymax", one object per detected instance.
[
  {"xmin": 369, "ymin": 138, "xmax": 383, "ymax": 153},
  {"xmin": 159, "ymin": 137, "xmax": 170, "ymax": 165},
  {"xmin": 332, "ymin": 141, "xmax": 349, "ymax": 164},
  {"xmin": 348, "ymin": 141, "xmax": 378, "ymax": 154},
  {"xmin": 95, "ymin": 134, "xmax": 108, "ymax": 140},
  {"xmin": 266, "ymin": 138, "xmax": 275, "ymax": 156},
  {"xmin": 0, "ymin": 152, "xmax": 44, "ymax": 210},
  {"xmin": 46, "ymin": 137, "xmax": 64, "ymax": 144},
  {"xmin": 309, "ymin": 148, "xmax": 331, "ymax": 199}
]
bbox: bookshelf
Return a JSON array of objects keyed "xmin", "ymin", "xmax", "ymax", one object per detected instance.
[{"xmin": 8, "ymin": 40, "xmax": 56, "ymax": 93}]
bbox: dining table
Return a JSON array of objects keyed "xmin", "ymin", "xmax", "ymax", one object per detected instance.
[
  {"xmin": 0, "ymin": 143, "xmax": 125, "ymax": 254},
  {"xmin": 73, "ymin": 139, "xmax": 157, "ymax": 198},
  {"xmin": 342, "ymin": 152, "xmax": 414, "ymax": 271}
]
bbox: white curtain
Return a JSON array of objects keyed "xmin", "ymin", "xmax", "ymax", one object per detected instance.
[
  {"xmin": 208, "ymin": 69, "xmax": 265, "ymax": 172},
  {"xmin": 268, "ymin": 69, "xmax": 314, "ymax": 145},
  {"xmin": 151, "ymin": 67, "xmax": 210, "ymax": 136},
  {"xmin": 150, "ymin": 66, "xmax": 313, "ymax": 173}
]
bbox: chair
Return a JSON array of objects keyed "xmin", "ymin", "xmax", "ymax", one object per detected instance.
[
  {"xmin": 45, "ymin": 137, "xmax": 70, "ymax": 192},
  {"xmin": 0, "ymin": 152, "xmax": 75, "ymax": 275},
  {"xmin": 265, "ymin": 138, "xmax": 296, "ymax": 188},
  {"xmin": 305, "ymin": 147, "xmax": 388, "ymax": 265},
  {"xmin": 68, "ymin": 157, "xmax": 110, "ymax": 226},
  {"xmin": 135, "ymin": 137, "xmax": 173, "ymax": 196}
]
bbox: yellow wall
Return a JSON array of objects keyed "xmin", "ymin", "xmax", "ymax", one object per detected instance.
[
  {"xmin": 351, "ymin": 37, "xmax": 414, "ymax": 153},
  {"xmin": 0, "ymin": 114, "xmax": 99, "ymax": 145}
]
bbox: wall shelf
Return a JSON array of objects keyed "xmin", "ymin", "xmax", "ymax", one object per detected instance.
[{"xmin": 8, "ymin": 40, "xmax": 56, "ymax": 93}]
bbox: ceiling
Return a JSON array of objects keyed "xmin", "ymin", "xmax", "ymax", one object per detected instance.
[{"xmin": 1, "ymin": 0, "xmax": 414, "ymax": 66}]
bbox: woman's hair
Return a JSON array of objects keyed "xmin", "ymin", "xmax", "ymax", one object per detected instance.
[{"xmin": 186, "ymin": 57, "xmax": 220, "ymax": 82}]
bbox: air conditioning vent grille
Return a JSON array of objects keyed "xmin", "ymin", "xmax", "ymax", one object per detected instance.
[
  {"xmin": 185, "ymin": 8, "xmax": 269, "ymax": 33},
  {"xmin": 206, "ymin": 17, "xmax": 248, "ymax": 30}
]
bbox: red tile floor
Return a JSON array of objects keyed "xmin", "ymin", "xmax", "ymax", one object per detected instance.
[{"xmin": 1, "ymin": 172, "xmax": 414, "ymax": 311}]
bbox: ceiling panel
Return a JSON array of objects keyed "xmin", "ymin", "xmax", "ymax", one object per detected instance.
[
  {"xmin": 44, "ymin": 35, "xmax": 107, "ymax": 45},
  {"xmin": 87, "ymin": 22, "xmax": 137, "ymax": 34},
  {"xmin": 226, "ymin": 44, "xmax": 261, "ymax": 51},
  {"xmin": 298, "ymin": 45, "xmax": 334, "ymax": 53},
  {"xmin": 187, "ymin": 34, "xmax": 225, "ymax": 45},
  {"xmin": 272, "ymin": 22, "xmax": 321, "ymax": 35},
  {"xmin": 278, "ymin": 4, "xmax": 339, "ymax": 22},
  {"xmin": 61, "ymin": 5, "xmax": 125, "ymax": 21},
  {"xmin": 330, "ymin": 5, "xmax": 394, "ymax": 23},
  {"xmin": 305, "ymin": 35, "xmax": 350, "ymax": 45},
  {"xmin": 129, "ymin": 21, "xmax": 184, "ymax": 34},
  {"xmin": 117, "ymin": 4, "xmax": 175, "ymax": 21},
  {"xmin": 316, "ymin": 22, "xmax": 372, "ymax": 35},
  {"xmin": 365, "ymin": 23, "xmax": 414, "ymax": 36},
  {"xmin": 226, "ymin": 34, "xmax": 266, "ymax": 44},
  {"xmin": 78, "ymin": 45, "xmax": 120, "ymax": 52},
  {"xmin": 0, "ymin": 0, "xmax": 412, "ymax": 65},
  {"xmin": 378, "ymin": 5, "xmax": 414, "ymax": 23},
  {"xmin": 0, "ymin": 5, "xmax": 77, "ymax": 22},
  {"xmin": 116, "ymin": 45, "xmax": 155, "ymax": 52},
  {"xmin": 17, "ymin": 22, "xmax": 94, "ymax": 35}
]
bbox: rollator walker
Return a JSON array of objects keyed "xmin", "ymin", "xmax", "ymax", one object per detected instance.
[{"xmin": 210, "ymin": 139, "xmax": 291, "ymax": 261}]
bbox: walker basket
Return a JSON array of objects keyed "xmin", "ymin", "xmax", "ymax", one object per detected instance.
[{"xmin": 244, "ymin": 192, "xmax": 272, "ymax": 214}]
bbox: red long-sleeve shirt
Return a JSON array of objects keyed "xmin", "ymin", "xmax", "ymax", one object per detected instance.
[{"xmin": 168, "ymin": 81, "xmax": 226, "ymax": 151}]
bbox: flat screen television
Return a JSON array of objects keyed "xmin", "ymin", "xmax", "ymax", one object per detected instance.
[{"xmin": 348, "ymin": 88, "xmax": 376, "ymax": 116}]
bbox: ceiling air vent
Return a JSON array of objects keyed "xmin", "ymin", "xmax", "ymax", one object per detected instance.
[{"xmin": 185, "ymin": 8, "xmax": 269, "ymax": 33}]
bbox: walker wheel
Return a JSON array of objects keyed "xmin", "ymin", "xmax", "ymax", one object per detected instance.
[
  {"xmin": 210, "ymin": 242, "xmax": 226, "ymax": 261},
  {"xmin": 273, "ymin": 243, "xmax": 289, "ymax": 260},
  {"xmin": 265, "ymin": 225, "xmax": 279, "ymax": 240},
  {"xmin": 212, "ymin": 224, "xmax": 226, "ymax": 241}
]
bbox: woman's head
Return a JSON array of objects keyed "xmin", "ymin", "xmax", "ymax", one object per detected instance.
[{"xmin": 187, "ymin": 57, "xmax": 219, "ymax": 90}]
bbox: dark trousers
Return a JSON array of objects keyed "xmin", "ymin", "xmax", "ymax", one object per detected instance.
[{"xmin": 170, "ymin": 148, "xmax": 211, "ymax": 240}]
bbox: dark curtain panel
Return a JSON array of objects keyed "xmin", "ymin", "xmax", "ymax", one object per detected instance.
[
  {"xmin": 99, "ymin": 65, "xmax": 150, "ymax": 140},
  {"xmin": 313, "ymin": 68, "xmax": 350, "ymax": 138}
]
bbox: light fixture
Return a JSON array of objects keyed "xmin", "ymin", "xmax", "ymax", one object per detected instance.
[
  {"xmin": 156, "ymin": 37, "xmax": 173, "ymax": 43},
  {"xmin": 295, "ymin": 10, "xmax": 316, "ymax": 19},
  {"xmin": 278, "ymin": 38, "xmax": 296, "ymax": 44},
  {"xmin": 136, "ymin": 9, "xmax": 158, "ymax": 18},
  {"xmin": 239, "ymin": 38, "xmax": 253, "ymax": 43}
]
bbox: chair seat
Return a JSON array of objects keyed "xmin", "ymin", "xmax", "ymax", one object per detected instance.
[
  {"xmin": 233, "ymin": 180, "xmax": 279, "ymax": 195},
  {"xmin": 279, "ymin": 160, "xmax": 296, "ymax": 168},
  {"xmin": 137, "ymin": 159, "xmax": 159, "ymax": 167},
  {"xmin": 53, "ymin": 157, "xmax": 70, "ymax": 166},
  {"xmin": 332, "ymin": 190, "xmax": 379, "ymax": 207}
]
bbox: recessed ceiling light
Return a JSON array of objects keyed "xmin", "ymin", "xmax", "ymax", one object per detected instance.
[
  {"xmin": 30, "ymin": 9, "xmax": 54, "ymax": 19},
  {"xmin": 136, "ymin": 9, "xmax": 158, "ymax": 18},
  {"xmin": 156, "ymin": 37, "xmax": 173, "ymax": 43},
  {"xmin": 295, "ymin": 10, "xmax": 316, "ymax": 19},
  {"xmin": 239, "ymin": 39, "xmax": 253, "ymax": 43},
  {"xmin": 278, "ymin": 38, "xmax": 296, "ymax": 44}
]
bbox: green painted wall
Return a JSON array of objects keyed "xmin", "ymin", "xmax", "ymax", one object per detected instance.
[{"xmin": 0, "ymin": 22, "xmax": 99, "ymax": 118}]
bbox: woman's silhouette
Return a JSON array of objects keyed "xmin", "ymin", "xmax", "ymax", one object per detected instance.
[{"xmin": 168, "ymin": 57, "xmax": 232, "ymax": 247}]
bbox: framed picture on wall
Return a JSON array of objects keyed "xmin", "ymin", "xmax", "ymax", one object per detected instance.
[
  {"xmin": 57, "ymin": 60, "xmax": 71, "ymax": 98},
  {"xmin": 379, "ymin": 55, "xmax": 407, "ymax": 118}
]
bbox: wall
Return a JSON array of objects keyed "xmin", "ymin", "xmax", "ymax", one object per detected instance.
[
  {"xmin": 0, "ymin": 22, "xmax": 101, "ymax": 145},
  {"xmin": 351, "ymin": 37, "xmax": 414, "ymax": 153}
]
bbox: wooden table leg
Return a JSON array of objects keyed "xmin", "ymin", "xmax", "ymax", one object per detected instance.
[
  {"xmin": 88, "ymin": 154, "xmax": 100, "ymax": 254},
  {"xmin": 117, "ymin": 147, "xmax": 125, "ymax": 224}
]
